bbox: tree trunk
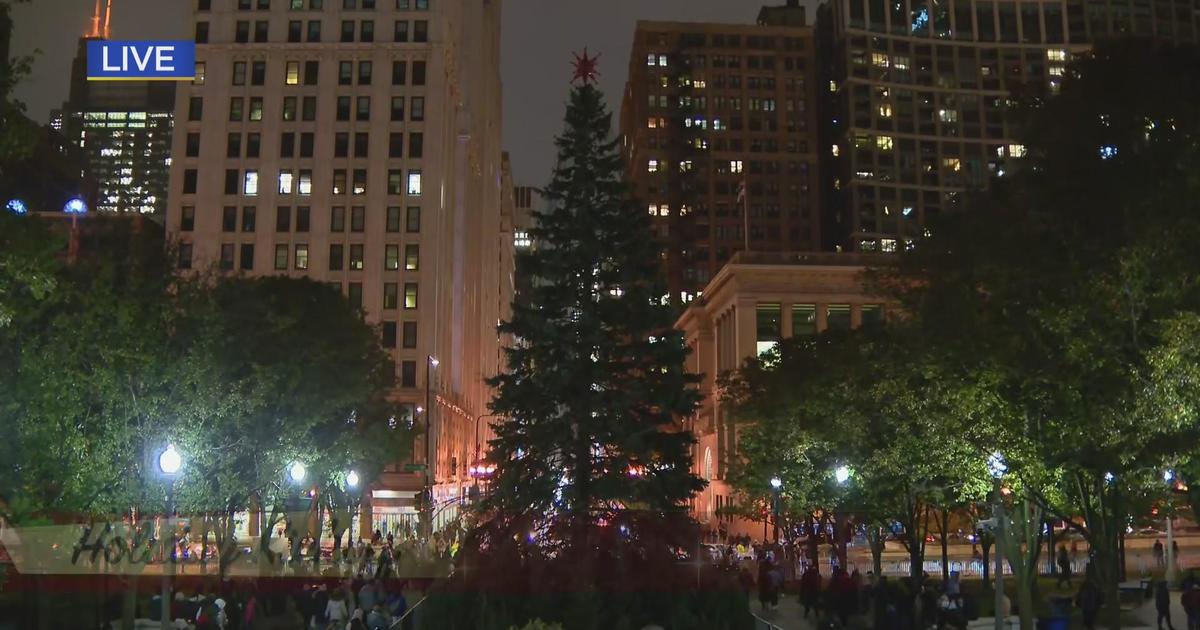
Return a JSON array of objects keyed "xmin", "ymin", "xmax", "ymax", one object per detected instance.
[
  {"xmin": 120, "ymin": 575, "xmax": 137, "ymax": 630},
  {"xmin": 940, "ymin": 508, "xmax": 950, "ymax": 583},
  {"xmin": 311, "ymin": 500, "xmax": 324, "ymax": 572},
  {"xmin": 982, "ymin": 540, "xmax": 991, "ymax": 588},
  {"xmin": 868, "ymin": 525, "xmax": 884, "ymax": 577}
]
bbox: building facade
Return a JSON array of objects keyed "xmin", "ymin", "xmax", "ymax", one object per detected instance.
[
  {"xmin": 165, "ymin": 0, "xmax": 512, "ymax": 533},
  {"xmin": 62, "ymin": 36, "xmax": 176, "ymax": 217},
  {"xmin": 675, "ymin": 251, "xmax": 887, "ymax": 539},
  {"xmin": 619, "ymin": 2, "xmax": 823, "ymax": 304},
  {"xmin": 819, "ymin": 0, "xmax": 1200, "ymax": 251}
]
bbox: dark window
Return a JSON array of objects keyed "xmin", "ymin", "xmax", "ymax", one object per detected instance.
[
  {"xmin": 220, "ymin": 244, "xmax": 235, "ymax": 270},
  {"xmin": 382, "ymin": 322, "xmax": 397, "ymax": 348},
  {"xmin": 413, "ymin": 20, "xmax": 427, "ymax": 42},
  {"xmin": 276, "ymin": 206, "xmax": 291, "ymax": 231},
  {"xmin": 300, "ymin": 133, "xmax": 314, "ymax": 157},
  {"xmin": 387, "ymin": 169, "xmax": 402, "ymax": 194},
  {"xmin": 238, "ymin": 0, "xmax": 250, "ymax": 9},
  {"xmin": 186, "ymin": 132, "xmax": 201, "ymax": 157},
  {"xmin": 394, "ymin": 20, "xmax": 408, "ymax": 41},
  {"xmin": 413, "ymin": 60, "xmax": 426, "ymax": 85},
  {"xmin": 246, "ymin": 133, "xmax": 260, "ymax": 158},
  {"xmin": 358, "ymin": 60, "xmax": 372, "ymax": 84},
  {"xmin": 240, "ymin": 243, "xmax": 255, "ymax": 270},
  {"xmin": 183, "ymin": 169, "xmax": 198, "ymax": 194},
  {"xmin": 416, "ymin": 0, "xmax": 428, "ymax": 8},
  {"xmin": 254, "ymin": 20, "xmax": 269, "ymax": 42},
  {"xmin": 402, "ymin": 321, "xmax": 417, "ymax": 348},
  {"xmin": 352, "ymin": 169, "xmax": 366, "ymax": 195},
  {"xmin": 294, "ymin": 206, "xmax": 310, "ymax": 231},
  {"xmin": 232, "ymin": 61, "xmax": 246, "ymax": 85},
  {"xmin": 336, "ymin": 96, "xmax": 351, "ymax": 120},
  {"xmin": 339, "ymin": 60, "xmax": 353, "ymax": 85},
  {"xmin": 383, "ymin": 282, "xmax": 398, "ymax": 308},
  {"xmin": 331, "ymin": 206, "xmax": 346, "ymax": 231},
  {"xmin": 391, "ymin": 60, "xmax": 407, "ymax": 85},
  {"xmin": 180, "ymin": 206, "xmax": 195, "ymax": 231},
  {"xmin": 236, "ymin": 21, "xmax": 250, "ymax": 42},
  {"xmin": 288, "ymin": 20, "xmax": 302, "ymax": 41},
  {"xmin": 224, "ymin": 170, "xmax": 239, "ymax": 195},
  {"xmin": 341, "ymin": 20, "xmax": 355, "ymax": 41},
  {"xmin": 242, "ymin": 206, "xmax": 256, "ymax": 232},
  {"xmin": 386, "ymin": 206, "xmax": 401, "ymax": 232},
  {"xmin": 188, "ymin": 96, "xmax": 203, "ymax": 121},
  {"xmin": 400, "ymin": 361, "xmax": 416, "ymax": 387},
  {"xmin": 304, "ymin": 60, "xmax": 319, "ymax": 84},
  {"xmin": 282, "ymin": 96, "xmax": 297, "ymax": 120},
  {"xmin": 406, "ymin": 206, "xmax": 420, "ymax": 232},
  {"xmin": 195, "ymin": 22, "xmax": 210, "ymax": 43},
  {"xmin": 335, "ymin": 133, "xmax": 349, "ymax": 157},
  {"xmin": 410, "ymin": 96, "xmax": 424, "ymax": 121},
  {"xmin": 198, "ymin": 0, "xmax": 211, "ymax": 9},
  {"xmin": 349, "ymin": 244, "xmax": 364, "ymax": 270},
  {"xmin": 408, "ymin": 132, "xmax": 422, "ymax": 158},
  {"xmin": 389, "ymin": 133, "xmax": 403, "ymax": 157},
  {"xmin": 178, "ymin": 243, "xmax": 194, "ymax": 269},
  {"xmin": 351, "ymin": 206, "xmax": 365, "ymax": 231},
  {"xmin": 251, "ymin": 61, "xmax": 266, "ymax": 85},
  {"xmin": 302, "ymin": 96, "xmax": 316, "ymax": 120},
  {"xmin": 249, "ymin": 96, "xmax": 263, "ymax": 121},
  {"xmin": 274, "ymin": 244, "xmax": 288, "ymax": 270},
  {"xmin": 354, "ymin": 132, "xmax": 369, "ymax": 157},
  {"xmin": 307, "ymin": 20, "xmax": 322, "ymax": 42},
  {"xmin": 356, "ymin": 96, "xmax": 371, "ymax": 120},
  {"xmin": 222, "ymin": 206, "xmax": 238, "ymax": 232},
  {"xmin": 257, "ymin": 0, "xmax": 270, "ymax": 8},
  {"xmin": 280, "ymin": 132, "xmax": 295, "ymax": 157},
  {"xmin": 347, "ymin": 282, "xmax": 362, "ymax": 308},
  {"xmin": 229, "ymin": 97, "xmax": 244, "ymax": 121},
  {"xmin": 227, "ymin": 133, "xmax": 242, "ymax": 158},
  {"xmin": 343, "ymin": 0, "xmax": 356, "ymax": 7},
  {"xmin": 329, "ymin": 244, "xmax": 344, "ymax": 270},
  {"xmin": 361, "ymin": 20, "xmax": 374, "ymax": 42},
  {"xmin": 390, "ymin": 96, "xmax": 404, "ymax": 120}
]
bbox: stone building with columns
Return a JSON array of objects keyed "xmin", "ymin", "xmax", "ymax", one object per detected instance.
[{"xmin": 675, "ymin": 251, "xmax": 888, "ymax": 539}]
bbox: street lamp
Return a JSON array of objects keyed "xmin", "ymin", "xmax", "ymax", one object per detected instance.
[
  {"xmin": 1165, "ymin": 469, "xmax": 1177, "ymax": 583},
  {"xmin": 987, "ymin": 451, "xmax": 1007, "ymax": 630},
  {"xmin": 835, "ymin": 465, "xmax": 851, "ymax": 485},
  {"xmin": 421, "ymin": 355, "xmax": 439, "ymax": 539},
  {"xmin": 769, "ymin": 476, "xmax": 782, "ymax": 543},
  {"xmin": 345, "ymin": 470, "xmax": 360, "ymax": 548},
  {"xmin": 289, "ymin": 461, "xmax": 307, "ymax": 484},
  {"xmin": 157, "ymin": 444, "xmax": 183, "ymax": 630}
]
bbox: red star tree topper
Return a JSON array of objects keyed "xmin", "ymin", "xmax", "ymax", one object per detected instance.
[{"xmin": 571, "ymin": 47, "xmax": 601, "ymax": 86}]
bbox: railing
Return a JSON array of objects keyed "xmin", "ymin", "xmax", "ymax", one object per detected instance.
[
  {"xmin": 752, "ymin": 613, "xmax": 786, "ymax": 630},
  {"xmin": 388, "ymin": 594, "xmax": 428, "ymax": 630}
]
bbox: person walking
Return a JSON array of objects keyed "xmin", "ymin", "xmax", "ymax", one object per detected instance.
[
  {"xmin": 1158, "ymin": 580, "xmax": 1177, "ymax": 630},
  {"xmin": 1181, "ymin": 582, "xmax": 1200, "ymax": 630},
  {"xmin": 757, "ymin": 557, "xmax": 774, "ymax": 612},
  {"xmin": 799, "ymin": 564, "xmax": 822, "ymax": 618},
  {"xmin": 1156, "ymin": 540, "xmax": 1166, "ymax": 568},
  {"xmin": 325, "ymin": 589, "xmax": 349, "ymax": 629},
  {"xmin": 1056, "ymin": 544, "xmax": 1073, "ymax": 588}
]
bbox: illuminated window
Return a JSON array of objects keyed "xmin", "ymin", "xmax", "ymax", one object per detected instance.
[
  {"xmin": 938, "ymin": 109, "xmax": 958, "ymax": 123},
  {"xmin": 878, "ymin": 103, "xmax": 892, "ymax": 117},
  {"xmin": 298, "ymin": 170, "xmax": 312, "ymax": 195},
  {"xmin": 876, "ymin": 135, "xmax": 893, "ymax": 150},
  {"xmin": 942, "ymin": 157, "xmax": 961, "ymax": 171},
  {"xmin": 405, "ymin": 245, "xmax": 419, "ymax": 271},
  {"xmin": 194, "ymin": 62, "xmax": 206, "ymax": 85},
  {"xmin": 831, "ymin": 144, "xmax": 840, "ymax": 157},
  {"xmin": 244, "ymin": 170, "xmax": 259, "ymax": 196},
  {"xmin": 1046, "ymin": 49, "xmax": 1066, "ymax": 61},
  {"xmin": 294, "ymin": 244, "xmax": 309, "ymax": 270},
  {"xmin": 893, "ymin": 55, "xmax": 909, "ymax": 70},
  {"xmin": 647, "ymin": 160, "xmax": 659, "ymax": 173},
  {"xmin": 647, "ymin": 117, "xmax": 658, "ymax": 129},
  {"xmin": 278, "ymin": 170, "xmax": 294, "ymax": 194},
  {"xmin": 514, "ymin": 231, "xmax": 532, "ymax": 248},
  {"xmin": 647, "ymin": 53, "xmax": 656, "ymax": 66},
  {"xmin": 1008, "ymin": 143, "xmax": 1027, "ymax": 157},
  {"xmin": 756, "ymin": 303, "xmax": 781, "ymax": 356},
  {"xmin": 407, "ymin": 170, "xmax": 422, "ymax": 195},
  {"xmin": 871, "ymin": 52, "xmax": 889, "ymax": 67},
  {"xmin": 829, "ymin": 80, "xmax": 837, "ymax": 92},
  {"xmin": 1049, "ymin": 65, "xmax": 1064, "ymax": 76},
  {"xmin": 658, "ymin": 54, "xmax": 667, "ymax": 67},
  {"xmin": 385, "ymin": 244, "xmax": 400, "ymax": 270},
  {"xmin": 678, "ymin": 160, "xmax": 693, "ymax": 172},
  {"xmin": 730, "ymin": 160, "xmax": 743, "ymax": 173},
  {"xmin": 404, "ymin": 283, "xmax": 418, "ymax": 309},
  {"xmin": 286, "ymin": 61, "xmax": 300, "ymax": 85}
]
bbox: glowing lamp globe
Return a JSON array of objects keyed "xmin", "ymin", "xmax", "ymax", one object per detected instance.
[
  {"xmin": 289, "ymin": 461, "xmax": 307, "ymax": 483},
  {"xmin": 158, "ymin": 444, "xmax": 182, "ymax": 476},
  {"xmin": 5, "ymin": 199, "xmax": 27, "ymax": 215},
  {"xmin": 986, "ymin": 452, "xmax": 1007, "ymax": 479},
  {"xmin": 769, "ymin": 476, "xmax": 783, "ymax": 490},
  {"xmin": 346, "ymin": 470, "xmax": 360, "ymax": 488},
  {"xmin": 835, "ymin": 465, "xmax": 851, "ymax": 485},
  {"xmin": 63, "ymin": 197, "xmax": 88, "ymax": 215}
]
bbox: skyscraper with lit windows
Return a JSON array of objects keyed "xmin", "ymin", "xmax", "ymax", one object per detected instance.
[{"xmin": 166, "ymin": 0, "xmax": 513, "ymax": 531}]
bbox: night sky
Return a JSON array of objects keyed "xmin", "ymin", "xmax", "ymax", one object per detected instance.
[{"xmin": 10, "ymin": 0, "xmax": 778, "ymax": 186}]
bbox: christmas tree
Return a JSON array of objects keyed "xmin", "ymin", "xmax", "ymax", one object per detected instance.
[{"xmin": 482, "ymin": 50, "xmax": 704, "ymax": 561}]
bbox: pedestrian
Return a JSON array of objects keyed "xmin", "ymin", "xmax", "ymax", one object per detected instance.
[
  {"xmin": 1182, "ymin": 582, "xmax": 1200, "ymax": 630},
  {"xmin": 1076, "ymin": 577, "xmax": 1103, "ymax": 630},
  {"xmin": 1156, "ymin": 540, "xmax": 1167, "ymax": 568},
  {"xmin": 325, "ymin": 588, "xmax": 349, "ymax": 629},
  {"xmin": 357, "ymin": 579, "xmax": 377, "ymax": 616},
  {"xmin": 758, "ymin": 557, "xmax": 774, "ymax": 611},
  {"xmin": 1157, "ymin": 580, "xmax": 1177, "ymax": 630},
  {"xmin": 242, "ymin": 590, "xmax": 258, "ymax": 630},
  {"xmin": 1056, "ymin": 544, "xmax": 1073, "ymax": 588},
  {"xmin": 800, "ymin": 564, "xmax": 822, "ymax": 618}
]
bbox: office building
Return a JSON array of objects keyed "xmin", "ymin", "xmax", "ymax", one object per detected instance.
[
  {"xmin": 619, "ymin": 2, "xmax": 822, "ymax": 304},
  {"xmin": 819, "ymin": 0, "xmax": 1200, "ymax": 251},
  {"xmin": 166, "ymin": 0, "xmax": 512, "ymax": 532}
]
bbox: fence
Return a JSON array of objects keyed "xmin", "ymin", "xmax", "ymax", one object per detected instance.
[{"xmin": 812, "ymin": 551, "xmax": 1199, "ymax": 579}]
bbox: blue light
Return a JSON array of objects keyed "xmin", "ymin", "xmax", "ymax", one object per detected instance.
[
  {"xmin": 911, "ymin": 7, "xmax": 929, "ymax": 32},
  {"xmin": 63, "ymin": 197, "xmax": 88, "ymax": 215},
  {"xmin": 1099, "ymin": 145, "xmax": 1118, "ymax": 160},
  {"xmin": 5, "ymin": 199, "xmax": 27, "ymax": 215}
]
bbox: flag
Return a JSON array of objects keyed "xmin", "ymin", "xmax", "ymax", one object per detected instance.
[{"xmin": 736, "ymin": 180, "xmax": 747, "ymax": 205}]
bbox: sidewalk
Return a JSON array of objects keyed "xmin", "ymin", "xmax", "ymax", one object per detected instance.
[
  {"xmin": 752, "ymin": 597, "xmax": 819, "ymax": 630},
  {"xmin": 1131, "ymin": 590, "xmax": 1187, "ymax": 630}
]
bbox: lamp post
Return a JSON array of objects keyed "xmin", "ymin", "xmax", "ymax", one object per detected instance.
[
  {"xmin": 157, "ymin": 444, "xmax": 183, "ymax": 630},
  {"xmin": 470, "ymin": 413, "xmax": 503, "ymax": 500},
  {"xmin": 769, "ymin": 476, "xmax": 783, "ymax": 543},
  {"xmin": 422, "ymin": 355, "xmax": 439, "ymax": 539},
  {"xmin": 834, "ymin": 465, "xmax": 851, "ymax": 569},
  {"xmin": 987, "ymin": 451, "xmax": 1008, "ymax": 630},
  {"xmin": 1164, "ymin": 469, "xmax": 1177, "ymax": 584},
  {"xmin": 346, "ymin": 470, "xmax": 360, "ymax": 548}
]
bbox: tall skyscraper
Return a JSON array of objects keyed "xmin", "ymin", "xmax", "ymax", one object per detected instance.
[
  {"xmin": 619, "ymin": 1, "xmax": 822, "ymax": 305},
  {"xmin": 819, "ymin": 0, "xmax": 1200, "ymax": 251},
  {"xmin": 60, "ymin": 2, "xmax": 176, "ymax": 217},
  {"xmin": 166, "ymin": 0, "xmax": 512, "ymax": 530}
]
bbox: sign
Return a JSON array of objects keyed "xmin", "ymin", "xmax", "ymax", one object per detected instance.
[
  {"xmin": 403, "ymin": 463, "xmax": 427, "ymax": 473},
  {"xmin": 86, "ymin": 40, "xmax": 195, "ymax": 81}
]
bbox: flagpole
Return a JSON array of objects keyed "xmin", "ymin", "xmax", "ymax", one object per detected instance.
[{"xmin": 740, "ymin": 179, "xmax": 750, "ymax": 253}]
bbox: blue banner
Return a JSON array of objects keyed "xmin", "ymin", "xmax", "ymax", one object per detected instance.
[{"xmin": 86, "ymin": 40, "xmax": 196, "ymax": 81}]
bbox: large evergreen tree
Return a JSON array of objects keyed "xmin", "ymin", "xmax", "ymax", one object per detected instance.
[{"xmin": 482, "ymin": 76, "xmax": 703, "ymax": 559}]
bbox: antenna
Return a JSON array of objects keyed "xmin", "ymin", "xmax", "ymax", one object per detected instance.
[
  {"xmin": 102, "ymin": 0, "xmax": 113, "ymax": 39},
  {"xmin": 89, "ymin": 0, "xmax": 102, "ymax": 37}
]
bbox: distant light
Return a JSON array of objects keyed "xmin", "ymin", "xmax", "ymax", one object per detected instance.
[
  {"xmin": 1104, "ymin": 472, "xmax": 1115, "ymax": 484},
  {"xmin": 289, "ymin": 461, "xmax": 307, "ymax": 483},
  {"xmin": 158, "ymin": 444, "xmax": 182, "ymax": 475},
  {"xmin": 5, "ymin": 199, "xmax": 27, "ymax": 215},
  {"xmin": 1099, "ymin": 145, "xmax": 1118, "ymax": 160},
  {"xmin": 987, "ymin": 452, "xmax": 1007, "ymax": 479},
  {"xmin": 835, "ymin": 466, "xmax": 851, "ymax": 485},
  {"xmin": 63, "ymin": 197, "xmax": 88, "ymax": 215},
  {"xmin": 346, "ymin": 470, "xmax": 360, "ymax": 488},
  {"xmin": 769, "ymin": 476, "xmax": 783, "ymax": 490},
  {"xmin": 1164, "ymin": 470, "xmax": 1174, "ymax": 483},
  {"xmin": 429, "ymin": 356, "xmax": 440, "ymax": 367}
]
